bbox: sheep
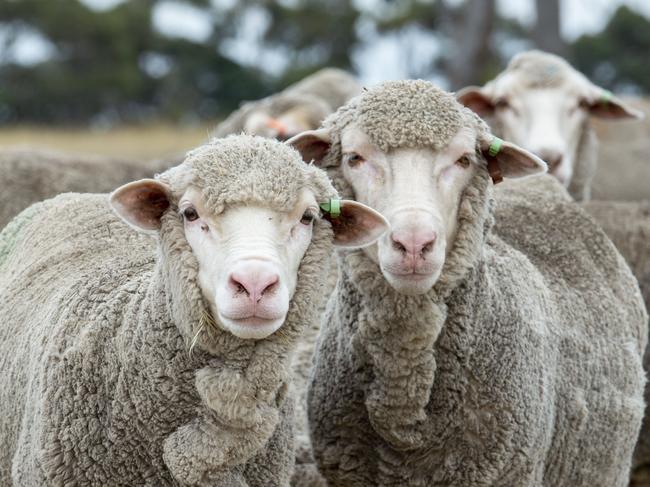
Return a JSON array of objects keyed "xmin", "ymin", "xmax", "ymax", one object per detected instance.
[
  {"xmin": 457, "ymin": 49, "xmax": 644, "ymax": 202},
  {"xmin": 457, "ymin": 51, "xmax": 650, "ymax": 480},
  {"xmin": 0, "ymin": 135, "xmax": 388, "ymax": 486},
  {"xmin": 287, "ymin": 79, "xmax": 648, "ymax": 486},
  {"xmin": 0, "ymin": 147, "xmax": 178, "ymax": 230},
  {"xmin": 212, "ymin": 68, "xmax": 361, "ymax": 141}
]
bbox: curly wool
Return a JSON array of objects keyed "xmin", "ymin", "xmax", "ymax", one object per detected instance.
[
  {"xmin": 212, "ymin": 68, "xmax": 361, "ymax": 138},
  {"xmin": 0, "ymin": 148, "xmax": 175, "ymax": 230},
  {"xmin": 582, "ymin": 199, "xmax": 650, "ymax": 482},
  {"xmin": 307, "ymin": 80, "xmax": 647, "ymax": 486},
  {"xmin": 0, "ymin": 135, "xmax": 337, "ymax": 486}
]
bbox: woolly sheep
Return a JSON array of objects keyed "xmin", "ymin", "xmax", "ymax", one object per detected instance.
[
  {"xmin": 0, "ymin": 147, "xmax": 177, "ymax": 230},
  {"xmin": 212, "ymin": 68, "xmax": 361, "ymax": 140},
  {"xmin": 288, "ymin": 80, "xmax": 648, "ymax": 486},
  {"xmin": 0, "ymin": 135, "xmax": 387, "ymax": 486},
  {"xmin": 457, "ymin": 50, "xmax": 644, "ymax": 202}
]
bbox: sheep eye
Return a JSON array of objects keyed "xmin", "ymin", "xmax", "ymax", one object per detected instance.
[
  {"xmin": 495, "ymin": 98, "xmax": 510, "ymax": 110},
  {"xmin": 345, "ymin": 153, "xmax": 365, "ymax": 167},
  {"xmin": 183, "ymin": 207, "xmax": 199, "ymax": 222},
  {"xmin": 456, "ymin": 155, "xmax": 471, "ymax": 168},
  {"xmin": 300, "ymin": 210, "xmax": 316, "ymax": 225}
]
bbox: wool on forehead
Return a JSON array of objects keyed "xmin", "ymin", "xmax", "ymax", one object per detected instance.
[
  {"xmin": 328, "ymin": 80, "xmax": 475, "ymax": 152},
  {"xmin": 504, "ymin": 50, "xmax": 573, "ymax": 88},
  {"xmin": 175, "ymin": 135, "xmax": 334, "ymax": 213}
]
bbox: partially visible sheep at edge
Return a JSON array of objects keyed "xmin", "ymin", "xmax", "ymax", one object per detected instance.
[
  {"xmin": 288, "ymin": 80, "xmax": 648, "ymax": 486},
  {"xmin": 0, "ymin": 147, "xmax": 179, "ymax": 230},
  {"xmin": 457, "ymin": 49, "xmax": 644, "ymax": 202},
  {"xmin": 212, "ymin": 68, "xmax": 361, "ymax": 141},
  {"xmin": 0, "ymin": 135, "xmax": 387, "ymax": 486},
  {"xmin": 457, "ymin": 50, "xmax": 650, "ymax": 481}
]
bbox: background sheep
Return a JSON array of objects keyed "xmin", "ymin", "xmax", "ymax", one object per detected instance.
[
  {"xmin": 458, "ymin": 51, "xmax": 650, "ymax": 480},
  {"xmin": 0, "ymin": 135, "xmax": 387, "ymax": 485},
  {"xmin": 289, "ymin": 80, "xmax": 648, "ymax": 486},
  {"xmin": 457, "ymin": 49, "xmax": 644, "ymax": 202},
  {"xmin": 212, "ymin": 68, "xmax": 361, "ymax": 140},
  {"xmin": 0, "ymin": 147, "xmax": 177, "ymax": 230}
]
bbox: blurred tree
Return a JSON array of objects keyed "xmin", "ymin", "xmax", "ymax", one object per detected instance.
[
  {"xmin": 572, "ymin": 6, "xmax": 650, "ymax": 93},
  {"xmin": 0, "ymin": 0, "xmax": 269, "ymax": 124},
  {"xmin": 532, "ymin": 0, "xmax": 566, "ymax": 56}
]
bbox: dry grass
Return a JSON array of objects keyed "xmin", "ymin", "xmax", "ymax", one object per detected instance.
[{"xmin": 0, "ymin": 123, "xmax": 215, "ymax": 160}]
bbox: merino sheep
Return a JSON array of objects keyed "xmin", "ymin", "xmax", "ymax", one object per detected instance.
[
  {"xmin": 457, "ymin": 49, "xmax": 644, "ymax": 202},
  {"xmin": 0, "ymin": 135, "xmax": 387, "ymax": 486},
  {"xmin": 288, "ymin": 80, "xmax": 648, "ymax": 486},
  {"xmin": 212, "ymin": 68, "xmax": 361, "ymax": 140},
  {"xmin": 0, "ymin": 147, "xmax": 177, "ymax": 230}
]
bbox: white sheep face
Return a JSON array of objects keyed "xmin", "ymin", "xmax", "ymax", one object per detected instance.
[
  {"xmin": 490, "ymin": 84, "xmax": 588, "ymax": 186},
  {"xmin": 340, "ymin": 125, "xmax": 478, "ymax": 295},
  {"xmin": 110, "ymin": 176, "xmax": 389, "ymax": 340},
  {"xmin": 179, "ymin": 186, "xmax": 318, "ymax": 340}
]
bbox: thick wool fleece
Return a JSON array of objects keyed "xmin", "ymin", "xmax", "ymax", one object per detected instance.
[
  {"xmin": 486, "ymin": 50, "xmax": 599, "ymax": 201},
  {"xmin": 212, "ymin": 68, "xmax": 361, "ymax": 138},
  {"xmin": 582, "ymin": 200, "xmax": 650, "ymax": 480},
  {"xmin": 0, "ymin": 135, "xmax": 338, "ymax": 486},
  {"xmin": 307, "ymin": 80, "xmax": 647, "ymax": 486},
  {"xmin": 0, "ymin": 148, "xmax": 176, "ymax": 230}
]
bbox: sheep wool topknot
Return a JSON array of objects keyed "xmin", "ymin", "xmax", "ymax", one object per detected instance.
[
  {"xmin": 505, "ymin": 50, "xmax": 572, "ymax": 88},
  {"xmin": 328, "ymin": 80, "xmax": 481, "ymax": 153},
  {"xmin": 167, "ymin": 134, "xmax": 335, "ymax": 213}
]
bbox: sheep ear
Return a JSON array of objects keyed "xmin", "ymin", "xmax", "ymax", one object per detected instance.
[
  {"xmin": 457, "ymin": 86, "xmax": 494, "ymax": 117},
  {"xmin": 586, "ymin": 88, "xmax": 645, "ymax": 120},
  {"xmin": 480, "ymin": 136, "xmax": 547, "ymax": 181},
  {"xmin": 324, "ymin": 200, "xmax": 389, "ymax": 248},
  {"xmin": 110, "ymin": 179, "xmax": 171, "ymax": 233},
  {"xmin": 286, "ymin": 128, "xmax": 332, "ymax": 166}
]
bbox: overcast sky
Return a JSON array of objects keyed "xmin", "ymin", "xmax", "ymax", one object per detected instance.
[{"xmin": 3, "ymin": 0, "xmax": 649, "ymax": 86}]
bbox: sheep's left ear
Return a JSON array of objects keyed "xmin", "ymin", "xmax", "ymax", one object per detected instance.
[
  {"xmin": 286, "ymin": 128, "xmax": 333, "ymax": 167},
  {"xmin": 586, "ymin": 87, "xmax": 645, "ymax": 120},
  {"xmin": 109, "ymin": 179, "xmax": 171, "ymax": 233},
  {"xmin": 457, "ymin": 86, "xmax": 494, "ymax": 117},
  {"xmin": 321, "ymin": 200, "xmax": 389, "ymax": 248},
  {"xmin": 479, "ymin": 136, "xmax": 547, "ymax": 181}
]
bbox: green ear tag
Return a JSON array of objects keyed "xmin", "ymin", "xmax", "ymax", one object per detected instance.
[
  {"xmin": 320, "ymin": 199, "xmax": 341, "ymax": 218},
  {"xmin": 601, "ymin": 90, "xmax": 613, "ymax": 106},
  {"xmin": 488, "ymin": 137, "xmax": 503, "ymax": 158}
]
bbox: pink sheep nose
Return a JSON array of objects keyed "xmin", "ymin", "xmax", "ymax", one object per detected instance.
[
  {"xmin": 391, "ymin": 230, "xmax": 437, "ymax": 257},
  {"xmin": 537, "ymin": 149, "xmax": 564, "ymax": 170},
  {"xmin": 229, "ymin": 263, "xmax": 280, "ymax": 304}
]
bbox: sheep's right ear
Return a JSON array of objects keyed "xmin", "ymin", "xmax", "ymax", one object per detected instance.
[
  {"xmin": 109, "ymin": 179, "xmax": 171, "ymax": 233},
  {"xmin": 286, "ymin": 128, "xmax": 332, "ymax": 166},
  {"xmin": 323, "ymin": 200, "xmax": 389, "ymax": 248},
  {"xmin": 479, "ymin": 136, "xmax": 547, "ymax": 181},
  {"xmin": 457, "ymin": 86, "xmax": 494, "ymax": 117}
]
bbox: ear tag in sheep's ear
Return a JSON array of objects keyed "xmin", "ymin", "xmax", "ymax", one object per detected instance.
[
  {"xmin": 600, "ymin": 90, "xmax": 613, "ymax": 106},
  {"xmin": 320, "ymin": 199, "xmax": 341, "ymax": 218},
  {"xmin": 486, "ymin": 137, "xmax": 504, "ymax": 184}
]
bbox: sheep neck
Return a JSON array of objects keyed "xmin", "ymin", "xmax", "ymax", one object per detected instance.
[
  {"xmin": 339, "ymin": 167, "xmax": 493, "ymax": 451},
  {"xmin": 567, "ymin": 120, "xmax": 598, "ymax": 202},
  {"xmin": 140, "ymin": 211, "xmax": 334, "ymax": 477}
]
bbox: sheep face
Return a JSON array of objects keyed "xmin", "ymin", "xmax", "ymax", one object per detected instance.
[
  {"xmin": 178, "ymin": 186, "xmax": 319, "ymax": 339},
  {"xmin": 458, "ymin": 50, "xmax": 643, "ymax": 189},
  {"xmin": 340, "ymin": 125, "xmax": 478, "ymax": 295}
]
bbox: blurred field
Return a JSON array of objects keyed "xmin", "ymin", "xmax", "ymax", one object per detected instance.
[
  {"xmin": 0, "ymin": 123, "xmax": 214, "ymax": 160},
  {"xmin": 0, "ymin": 100, "xmax": 648, "ymax": 202}
]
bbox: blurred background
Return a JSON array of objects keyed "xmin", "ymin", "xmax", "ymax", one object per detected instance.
[{"xmin": 0, "ymin": 0, "xmax": 649, "ymax": 158}]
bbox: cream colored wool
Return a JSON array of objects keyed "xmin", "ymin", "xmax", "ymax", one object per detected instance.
[
  {"xmin": 582, "ymin": 200, "xmax": 650, "ymax": 482},
  {"xmin": 0, "ymin": 135, "xmax": 339, "ymax": 486},
  {"xmin": 0, "ymin": 147, "xmax": 176, "ymax": 230},
  {"xmin": 306, "ymin": 80, "xmax": 648, "ymax": 486},
  {"xmin": 212, "ymin": 68, "xmax": 361, "ymax": 138}
]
